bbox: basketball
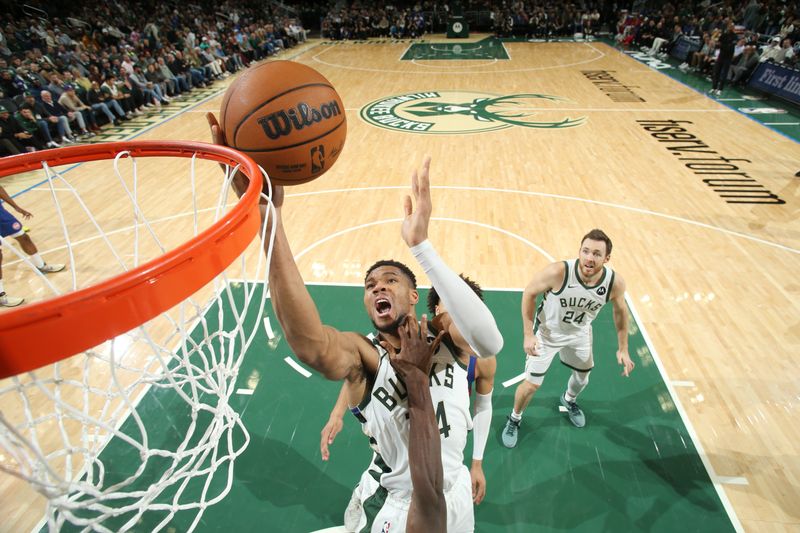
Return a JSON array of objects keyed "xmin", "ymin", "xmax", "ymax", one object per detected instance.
[{"xmin": 219, "ymin": 61, "xmax": 347, "ymax": 186}]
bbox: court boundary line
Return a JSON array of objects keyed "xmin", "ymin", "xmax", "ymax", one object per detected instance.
[
  {"xmin": 626, "ymin": 295, "xmax": 744, "ymax": 532},
  {"xmin": 283, "ymin": 218, "xmax": 744, "ymax": 532},
  {"xmin": 398, "ymin": 41, "xmax": 414, "ymax": 61},
  {"xmin": 284, "ymin": 356, "xmax": 312, "ymax": 378}
]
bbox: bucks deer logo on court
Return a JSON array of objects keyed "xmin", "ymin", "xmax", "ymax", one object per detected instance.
[{"xmin": 360, "ymin": 91, "xmax": 586, "ymax": 134}]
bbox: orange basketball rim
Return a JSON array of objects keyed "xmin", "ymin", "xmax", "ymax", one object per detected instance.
[{"xmin": 0, "ymin": 141, "xmax": 264, "ymax": 378}]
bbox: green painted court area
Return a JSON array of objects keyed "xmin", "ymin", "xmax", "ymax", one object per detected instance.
[
  {"xmin": 60, "ymin": 284, "xmax": 736, "ymax": 532},
  {"xmin": 402, "ymin": 38, "xmax": 509, "ymax": 60}
]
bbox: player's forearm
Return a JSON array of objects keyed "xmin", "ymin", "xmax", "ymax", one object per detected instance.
[
  {"xmin": 613, "ymin": 304, "xmax": 629, "ymax": 352},
  {"xmin": 0, "ymin": 188, "xmax": 21, "ymax": 211},
  {"xmin": 330, "ymin": 381, "xmax": 349, "ymax": 418},
  {"xmin": 411, "ymin": 240, "xmax": 503, "ymax": 357},
  {"xmin": 405, "ymin": 369, "xmax": 444, "ymax": 501},
  {"xmin": 266, "ymin": 211, "xmax": 334, "ymax": 371},
  {"xmin": 521, "ymin": 287, "xmax": 538, "ymax": 337},
  {"xmin": 472, "ymin": 389, "xmax": 492, "ymax": 460}
]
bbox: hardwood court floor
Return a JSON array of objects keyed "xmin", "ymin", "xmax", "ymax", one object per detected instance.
[{"xmin": 1, "ymin": 37, "xmax": 798, "ymax": 532}]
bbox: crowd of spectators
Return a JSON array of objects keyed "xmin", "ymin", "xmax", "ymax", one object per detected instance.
[
  {"xmin": 318, "ymin": 1, "xmax": 614, "ymax": 40},
  {"xmin": 318, "ymin": 0, "xmax": 797, "ymax": 93},
  {"xmin": 614, "ymin": 0, "xmax": 798, "ymax": 93},
  {"xmin": 320, "ymin": 2, "xmax": 436, "ymax": 40},
  {"xmin": 318, "ymin": 0, "xmax": 796, "ymax": 46},
  {"xmin": 492, "ymin": 5, "xmax": 605, "ymax": 38},
  {"xmin": 0, "ymin": 0, "xmax": 307, "ymax": 156}
]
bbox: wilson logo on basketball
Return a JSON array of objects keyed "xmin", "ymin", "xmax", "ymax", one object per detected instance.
[
  {"xmin": 360, "ymin": 91, "xmax": 586, "ymax": 134},
  {"xmin": 258, "ymin": 101, "xmax": 342, "ymax": 140}
]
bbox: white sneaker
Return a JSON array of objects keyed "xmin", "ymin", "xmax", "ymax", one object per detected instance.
[
  {"xmin": 47, "ymin": 141, "xmax": 61, "ymax": 148},
  {"xmin": 0, "ymin": 292, "xmax": 24, "ymax": 307},
  {"xmin": 38, "ymin": 263, "xmax": 66, "ymax": 274}
]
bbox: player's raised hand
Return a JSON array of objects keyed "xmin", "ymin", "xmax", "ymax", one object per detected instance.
[
  {"xmin": 206, "ymin": 112, "xmax": 283, "ymax": 207},
  {"xmin": 383, "ymin": 314, "xmax": 444, "ymax": 378},
  {"xmin": 401, "ymin": 156, "xmax": 433, "ymax": 248}
]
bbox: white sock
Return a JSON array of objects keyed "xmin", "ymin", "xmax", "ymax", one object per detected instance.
[
  {"xmin": 0, "ymin": 280, "xmax": 4, "ymax": 294},
  {"xmin": 30, "ymin": 253, "xmax": 45, "ymax": 268},
  {"xmin": 510, "ymin": 410, "xmax": 522, "ymax": 422}
]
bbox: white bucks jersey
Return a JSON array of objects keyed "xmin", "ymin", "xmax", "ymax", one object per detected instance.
[
  {"xmin": 351, "ymin": 329, "xmax": 472, "ymax": 497},
  {"xmin": 536, "ymin": 259, "xmax": 615, "ymax": 336}
]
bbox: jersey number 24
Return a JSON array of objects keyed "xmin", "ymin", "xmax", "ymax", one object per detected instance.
[{"xmin": 562, "ymin": 311, "xmax": 586, "ymax": 325}]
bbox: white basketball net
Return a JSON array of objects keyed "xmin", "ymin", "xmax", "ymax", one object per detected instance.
[{"xmin": 0, "ymin": 150, "xmax": 275, "ymax": 532}]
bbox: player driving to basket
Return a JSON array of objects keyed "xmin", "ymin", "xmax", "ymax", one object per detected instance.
[
  {"xmin": 207, "ymin": 111, "xmax": 503, "ymax": 533},
  {"xmin": 321, "ymin": 275, "xmax": 497, "ymax": 508}
]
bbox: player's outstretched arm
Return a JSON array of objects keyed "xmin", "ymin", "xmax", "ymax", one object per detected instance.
[
  {"xmin": 207, "ymin": 113, "xmax": 365, "ymax": 381},
  {"xmin": 610, "ymin": 275, "xmax": 634, "ymax": 377},
  {"xmin": 521, "ymin": 261, "xmax": 566, "ymax": 355},
  {"xmin": 265, "ymin": 200, "xmax": 367, "ymax": 380},
  {"xmin": 383, "ymin": 315, "xmax": 446, "ymax": 533},
  {"xmin": 402, "ymin": 157, "xmax": 503, "ymax": 358}
]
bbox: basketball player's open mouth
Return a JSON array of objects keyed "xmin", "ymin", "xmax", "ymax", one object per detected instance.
[{"xmin": 375, "ymin": 298, "xmax": 392, "ymax": 317}]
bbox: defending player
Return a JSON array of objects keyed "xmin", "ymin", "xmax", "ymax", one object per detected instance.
[{"xmin": 0, "ymin": 185, "xmax": 65, "ymax": 307}]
